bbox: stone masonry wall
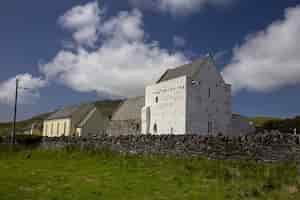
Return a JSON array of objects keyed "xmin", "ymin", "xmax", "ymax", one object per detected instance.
[{"xmin": 35, "ymin": 131, "xmax": 300, "ymax": 162}]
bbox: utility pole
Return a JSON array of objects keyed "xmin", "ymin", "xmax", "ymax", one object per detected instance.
[{"xmin": 11, "ymin": 78, "xmax": 19, "ymax": 145}]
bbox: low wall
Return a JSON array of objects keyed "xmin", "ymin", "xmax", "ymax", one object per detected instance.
[
  {"xmin": 1, "ymin": 132, "xmax": 300, "ymax": 162},
  {"xmin": 36, "ymin": 132, "xmax": 300, "ymax": 162}
]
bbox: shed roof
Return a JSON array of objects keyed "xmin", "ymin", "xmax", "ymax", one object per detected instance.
[
  {"xmin": 112, "ymin": 96, "xmax": 145, "ymax": 121},
  {"xmin": 94, "ymin": 100, "xmax": 123, "ymax": 118},
  {"xmin": 157, "ymin": 56, "xmax": 213, "ymax": 83}
]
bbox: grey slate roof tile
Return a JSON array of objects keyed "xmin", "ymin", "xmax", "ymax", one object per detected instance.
[
  {"xmin": 157, "ymin": 56, "xmax": 212, "ymax": 83},
  {"xmin": 47, "ymin": 104, "xmax": 94, "ymax": 121},
  {"xmin": 112, "ymin": 96, "xmax": 145, "ymax": 121}
]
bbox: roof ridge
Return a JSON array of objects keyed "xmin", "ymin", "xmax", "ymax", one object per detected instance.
[{"xmin": 156, "ymin": 56, "xmax": 213, "ymax": 83}]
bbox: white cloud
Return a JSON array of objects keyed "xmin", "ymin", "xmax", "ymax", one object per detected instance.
[
  {"xmin": 58, "ymin": 1, "xmax": 102, "ymax": 47},
  {"xmin": 41, "ymin": 2, "xmax": 188, "ymax": 97},
  {"xmin": 0, "ymin": 74, "xmax": 47, "ymax": 105},
  {"xmin": 129, "ymin": 0, "xmax": 234, "ymax": 15},
  {"xmin": 173, "ymin": 35, "xmax": 186, "ymax": 47},
  {"xmin": 222, "ymin": 5, "xmax": 300, "ymax": 93}
]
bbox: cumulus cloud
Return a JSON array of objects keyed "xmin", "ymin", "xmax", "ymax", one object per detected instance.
[
  {"xmin": 41, "ymin": 2, "xmax": 188, "ymax": 97},
  {"xmin": 58, "ymin": 1, "xmax": 102, "ymax": 47},
  {"xmin": 0, "ymin": 74, "xmax": 47, "ymax": 105},
  {"xmin": 129, "ymin": 0, "xmax": 235, "ymax": 15},
  {"xmin": 173, "ymin": 35, "xmax": 186, "ymax": 47},
  {"xmin": 222, "ymin": 5, "xmax": 300, "ymax": 93}
]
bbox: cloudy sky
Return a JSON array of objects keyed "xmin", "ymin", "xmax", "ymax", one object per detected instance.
[{"xmin": 1, "ymin": 0, "xmax": 300, "ymax": 121}]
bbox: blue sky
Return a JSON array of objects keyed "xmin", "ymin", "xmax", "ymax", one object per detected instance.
[{"xmin": 0, "ymin": 0, "xmax": 300, "ymax": 122}]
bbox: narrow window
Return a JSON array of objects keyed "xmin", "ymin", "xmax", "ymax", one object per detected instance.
[
  {"xmin": 153, "ymin": 123, "xmax": 158, "ymax": 133},
  {"xmin": 208, "ymin": 121, "xmax": 213, "ymax": 134},
  {"xmin": 208, "ymin": 121, "xmax": 210, "ymax": 133},
  {"xmin": 208, "ymin": 88, "xmax": 211, "ymax": 98},
  {"xmin": 136, "ymin": 123, "xmax": 140, "ymax": 131},
  {"xmin": 155, "ymin": 96, "xmax": 159, "ymax": 103}
]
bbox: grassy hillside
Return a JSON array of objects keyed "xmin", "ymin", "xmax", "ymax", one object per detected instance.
[
  {"xmin": 248, "ymin": 116, "xmax": 300, "ymax": 133},
  {"xmin": 0, "ymin": 112, "xmax": 51, "ymax": 136},
  {"xmin": 0, "ymin": 99, "xmax": 122, "ymax": 137},
  {"xmin": 247, "ymin": 116, "xmax": 282, "ymax": 127},
  {"xmin": 0, "ymin": 147, "xmax": 298, "ymax": 200}
]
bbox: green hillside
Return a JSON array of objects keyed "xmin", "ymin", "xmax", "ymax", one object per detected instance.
[
  {"xmin": 0, "ymin": 99, "xmax": 123, "ymax": 137},
  {"xmin": 0, "ymin": 112, "xmax": 51, "ymax": 136},
  {"xmin": 0, "ymin": 148, "xmax": 298, "ymax": 200},
  {"xmin": 247, "ymin": 116, "xmax": 282, "ymax": 127},
  {"xmin": 248, "ymin": 116, "xmax": 300, "ymax": 133}
]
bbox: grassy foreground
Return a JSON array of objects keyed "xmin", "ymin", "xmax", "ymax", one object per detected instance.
[{"xmin": 0, "ymin": 147, "xmax": 299, "ymax": 200}]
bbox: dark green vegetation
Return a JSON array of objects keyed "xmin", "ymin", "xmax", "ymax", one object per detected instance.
[
  {"xmin": 0, "ymin": 147, "xmax": 299, "ymax": 200},
  {"xmin": 262, "ymin": 116, "xmax": 300, "ymax": 133},
  {"xmin": 0, "ymin": 112, "xmax": 51, "ymax": 136},
  {"xmin": 249, "ymin": 116, "xmax": 300, "ymax": 133},
  {"xmin": 248, "ymin": 116, "xmax": 282, "ymax": 128},
  {"xmin": 0, "ymin": 99, "xmax": 123, "ymax": 137}
]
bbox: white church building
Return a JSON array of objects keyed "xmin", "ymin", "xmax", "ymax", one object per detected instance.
[{"xmin": 142, "ymin": 55, "xmax": 232, "ymax": 135}]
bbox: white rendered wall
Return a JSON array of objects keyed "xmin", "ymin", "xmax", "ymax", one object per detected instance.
[
  {"xmin": 186, "ymin": 62, "xmax": 232, "ymax": 135},
  {"xmin": 43, "ymin": 118, "xmax": 71, "ymax": 137},
  {"xmin": 142, "ymin": 76, "xmax": 187, "ymax": 135}
]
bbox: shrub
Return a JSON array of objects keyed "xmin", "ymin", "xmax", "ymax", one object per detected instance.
[
  {"xmin": 261, "ymin": 116, "xmax": 300, "ymax": 133},
  {"xmin": 16, "ymin": 135, "xmax": 43, "ymax": 145}
]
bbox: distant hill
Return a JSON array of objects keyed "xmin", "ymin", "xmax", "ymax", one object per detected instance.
[
  {"xmin": 0, "ymin": 99, "xmax": 124, "ymax": 137},
  {"xmin": 247, "ymin": 116, "xmax": 282, "ymax": 127},
  {"xmin": 0, "ymin": 112, "xmax": 52, "ymax": 136},
  {"xmin": 248, "ymin": 116, "xmax": 300, "ymax": 133}
]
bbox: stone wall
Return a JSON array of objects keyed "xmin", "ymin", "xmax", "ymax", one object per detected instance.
[{"xmin": 35, "ymin": 131, "xmax": 300, "ymax": 162}]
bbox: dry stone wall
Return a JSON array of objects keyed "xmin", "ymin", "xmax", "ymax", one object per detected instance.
[{"xmin": 36, "ymin": 131, "xmax": 300, "ymax": 162}]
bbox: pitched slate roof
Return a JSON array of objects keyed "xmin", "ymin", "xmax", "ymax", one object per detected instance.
[
  {"xmin": 112, "ymin": 96, "xmax": 145, "ymax": 121},
  {"xmin": 157, "ymin": 56, "xmax": 213, "ymax": 83},
  {"xmin": 47, "ymin": 104, "xmax": 95, "ymax": 121}
]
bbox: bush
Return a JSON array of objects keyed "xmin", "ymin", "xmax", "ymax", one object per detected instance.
[
  {"xmin": 260, "ymin": 116, "xmax": 300, "ymax": 133},
  {"xmin": 16, "ymin": 135, "xmax": 43, "ymax": 145}
]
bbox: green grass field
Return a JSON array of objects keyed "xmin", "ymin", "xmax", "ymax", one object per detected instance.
[{"xmin": 0, "ymin": 147, "xmax": 299, "ymax": 200}]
